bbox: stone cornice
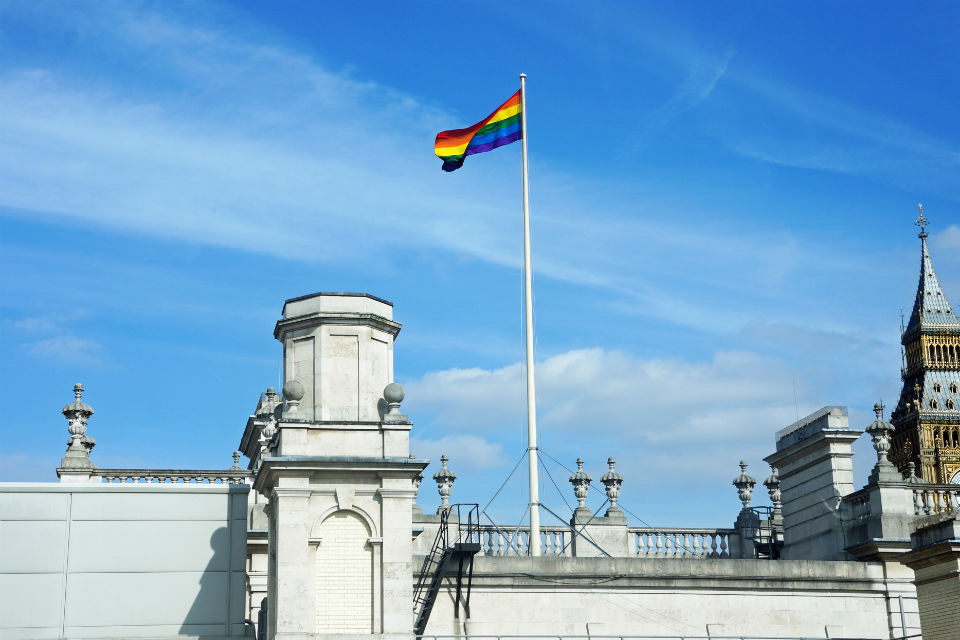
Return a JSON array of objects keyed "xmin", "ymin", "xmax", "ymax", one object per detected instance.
[
  {"xmin": 274, "ymin": 312, "xmax": 401, "ymax": 340},
  {"xmin": 377, "ymin": 488, "xmax": 418, "ymax": 499},
  {"xmin": 275, "ymin": 420, "xmax": 412, "ymax": 430},
  {"xmin": 254, "ymin": 455, "xmax": 428, "ymax": 494},
  {"xmin": 898, "ymin": 539, "xmax": 960, "ymax": 572},
  {"xmin": 764, "ymin": 429, "xmax": 861, "ymax": 471},
  {"xmin": 844, "ymin": 537, "xmax": 912, "ymax": 562}
]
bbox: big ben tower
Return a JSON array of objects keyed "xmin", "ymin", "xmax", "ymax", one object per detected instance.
[{"xmin": 889, "ymin": 205, "xmax": 960, "ymax": 484}]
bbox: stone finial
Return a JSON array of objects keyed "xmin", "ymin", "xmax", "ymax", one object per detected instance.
[
  {"xmin": 60, "ymin": 383, "xmax": 95, "ymax": 470},
  {"xmin": 231, "ymin": 451, "xmax": 242, "ymax": 470},
  {"xmin": 382, "ymin": 382, "xmax": 409, "ymax": 423},
  {"xmin": 732, "ymin": 461, "xmax": 756, "ymax": 509},
  {"xmin": 433, "ymin": 454, "xmax": 457, "ymax": 514},
  {"xmin": 865, "ymin": 401, "xmax": 897, "ymax": 484},
  {"xmin": 867, "ymin": 401, "xmax": 894, "ymax": 463},
  {"xmin": 281, "ymin": 379, "xmax": 305, "ymax": 418},
  {"xmin": 904, "ymin": 461, "xmax": 924, "ymax": 484},
  {"xmin": 258, "ymin": 387, "xmax": 281, "ymax": 418},
  {"xmin": 568, "ymin": 457, "xmax": 592, "ymax": 514},
  {"xmin": 764, "ymin": 466, "xmax": 782, "ymax": 515},
  {"xmin": 600, "ymin": 457, "xmax": 624, "ymax": 515}
]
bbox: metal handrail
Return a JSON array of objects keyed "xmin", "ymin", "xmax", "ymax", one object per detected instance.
[{"xmin": 413, "ymin": 504, "xmax": 481, "ymax": 636}]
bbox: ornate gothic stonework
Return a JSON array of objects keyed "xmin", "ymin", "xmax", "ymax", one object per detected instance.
[{"xmin": 890, "ymin": 207, "xmax": 960, "ymax": 483}]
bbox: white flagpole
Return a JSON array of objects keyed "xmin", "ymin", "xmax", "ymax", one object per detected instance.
[{"xmin": 519, "ymin": 73, "xmax": 541, "ymax": 556}]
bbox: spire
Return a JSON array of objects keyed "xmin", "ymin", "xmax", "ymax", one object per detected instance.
[{"xmin": 903, "ymin": 204, "xmax": 960, "ymax": 340}]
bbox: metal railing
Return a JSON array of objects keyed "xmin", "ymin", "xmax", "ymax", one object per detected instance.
[{"xmin": 414, "ymin": 504, "xmax": 481, "ymax": 636}]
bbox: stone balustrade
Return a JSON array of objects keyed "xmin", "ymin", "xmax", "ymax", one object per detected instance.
[
  {"xmin": 478, "ymin": 525, "xmax": 571, "ymax": 557},
  {"xmin": 631, "ymin": 527, "xmax": 734, "ymax": 558},
  {"xmin": 99, "ymin": 468, "xmax": 252, "ymax": 485},
  {"xmin": 912, "ymin": 485, "xmax": 960, "ymax": 515},
  {"xmin": 844, "ymin": 489, "xmax": 872, "ymax": 522},
  {"xmin": 472, "ymin": 524, "xmax": 737, "ymax": 559}
]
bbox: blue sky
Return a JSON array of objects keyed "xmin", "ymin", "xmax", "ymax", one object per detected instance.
[{"xmin": 2, "ymin": 1, "xmax": 959, "ymax": 528}]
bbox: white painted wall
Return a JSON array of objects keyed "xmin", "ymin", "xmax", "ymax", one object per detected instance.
[
  {"xmin": 422, "ymin": 556, "xmax": 897, "ymax": 639},
  {"xmin": 0, "ymin": 483, "xmax": 249, "ymax": 640}
]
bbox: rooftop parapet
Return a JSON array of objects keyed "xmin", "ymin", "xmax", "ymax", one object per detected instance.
[{"xmin": 774, "ymin": 405, "xmax": 850, "ymax": 451}]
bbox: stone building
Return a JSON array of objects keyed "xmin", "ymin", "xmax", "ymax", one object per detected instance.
[{"xmin": 2, "ymin": 224, "xmax": 960, "ymax": 640}]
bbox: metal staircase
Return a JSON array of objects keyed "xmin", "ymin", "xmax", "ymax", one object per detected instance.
[{"xmin": 413, "ymin": 503, "xmax": 481, "ymax": 637}]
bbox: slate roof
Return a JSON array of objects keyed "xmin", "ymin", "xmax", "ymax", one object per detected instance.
[
  {"xmin": 893, "ymin": 370, "xmax": 960, "ymax": 421},
  {"xmin": 903, "ymin": 236, "xmax": 960, "ymax": 340}
]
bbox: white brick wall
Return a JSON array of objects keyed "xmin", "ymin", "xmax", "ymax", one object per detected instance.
[{"xmin": 315, "ymin": 510, "xmax": 373, "ymax": 633}]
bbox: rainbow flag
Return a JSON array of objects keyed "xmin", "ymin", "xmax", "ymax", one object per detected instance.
[{"xmin": 434, "ymin": 90, "xmax": 522, "ymax": 172}]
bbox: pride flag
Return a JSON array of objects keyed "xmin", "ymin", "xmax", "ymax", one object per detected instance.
[{"xmin": 434, "ymin": 90, "xmax": 522, "ymax": 172}]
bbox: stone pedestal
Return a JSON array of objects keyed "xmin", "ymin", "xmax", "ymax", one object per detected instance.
[
  {"xmin": 569, "ymin": 509, "xmax": 630, "ymax": 557},
  {"xmin": 764, "ymin": 406, "xmax": 861, "ymax": 561}
]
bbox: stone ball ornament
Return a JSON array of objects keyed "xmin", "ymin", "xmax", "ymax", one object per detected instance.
[
  {"xmin": 383, "ymin": 382, "xmax": 405, "ymax": 405},
  {"xmin": 282, "ymin": 379, "xmax": 305, "ymax": 401}
]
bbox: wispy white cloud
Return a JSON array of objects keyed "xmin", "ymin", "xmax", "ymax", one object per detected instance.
[
  {"xmin": 935, "ymin": 225, "xmax": 960, "ymax": 256},
  {"xmin": 0, "ymin": 4, "xmax": 846, "ymax": 337},
  {"xmin": 405, "ymin": 347, "xmax": 801, "ymax": 447},
  {"xmin": 25, "ymin": 336, "xmax": 101, "ymax": 363},
  {"xmin": 410, "ymin": 435, "xmax": 504, "ymax": 471},
  {"xmin": 10, "ymin": 310, "xmax": 87, "ymax": 333},
  {"xmin": 403, "ymin": 347, "xmax": 878, "ymax": 525},
  {"xmin": 12, "ymin": 316, "xmax": 59, "ymax": 332},
  {"xmin": 711, "ymin": 61, "xmax": 960, "ymax": 195},
  {"xmin": 635, "ymin": 47, "xmax": 736, "ymax": 144}
]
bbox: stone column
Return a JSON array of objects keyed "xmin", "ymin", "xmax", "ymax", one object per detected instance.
[
  {"xmin": 269, "ymin": 488, "xmax": 314, "ymax": 640},
  {"xmin": 378, "ymin": 482, "xmax": 418, "ymax": 639}
]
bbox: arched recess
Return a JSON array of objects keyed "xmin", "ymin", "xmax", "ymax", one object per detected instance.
[
  {"xmin": 314, "ymin": 510, "xmax": 375, "ymax": 634},
  {"xmin": 311, "ymin": 503, "xmax": 379, "ymax": 539}
]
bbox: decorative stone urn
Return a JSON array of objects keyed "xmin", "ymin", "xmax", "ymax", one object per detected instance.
[
  {"xmin": 600, "ymin": 457, "xmax": 624, "ymax": 516},
  {"xmin": 61, "ymin": 383, "xmax": 95, "ymax": 470},
  {"xmin": 568, "ymin": 457, "xmax": 593, "ymax": 519},
  {"xmin": 433, "ymin": 454, "xmax": 457, "ymax": 514},
  {"xmin": 732, "ymin": 461, "xmax": 756, "ymax": 509}
]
